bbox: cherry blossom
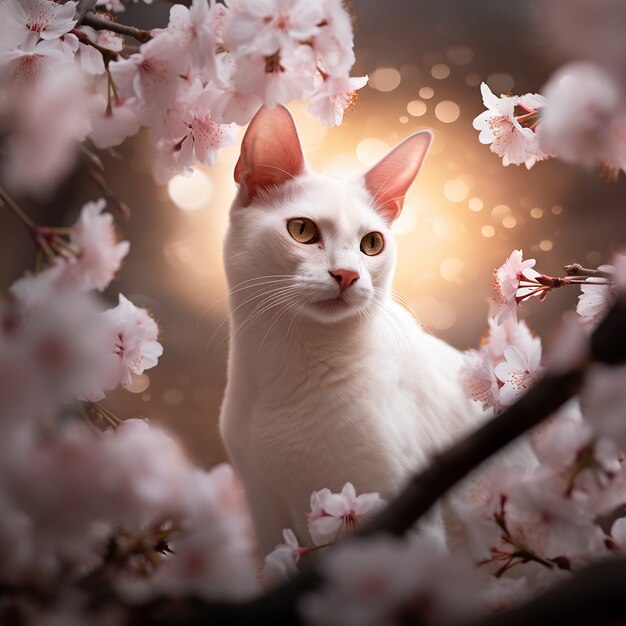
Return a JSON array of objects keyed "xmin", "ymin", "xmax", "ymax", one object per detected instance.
[
  {"xmin": 101, "ymin": 294, "xmax": 163, "ymax": 393},
  {"xmin": 493, "ymin": 250, "xmax": 542, "ymax": 323},
  {"xmin": 161, "ymin": 0, "xmax": 219, "ymax": 82},
  {"xmin": 232, "ymin": 44, "xmax": 317, "ymax": 108},
  {"xmin": 581, "ymin": 364, "xmax": 626, "ymax": 449},
  {"xmin": 459, "ymin": 348, "xmax": 500, "ymax": 412},
  {"xmin": 67, "ymin": 199, "xmax": 130, "ymax": 291},
  {"xmin": 2, "ymin": 0, "xmax": 77, "ymax": 48},
  {"xmin": 2, "ymin": 61, "xmax": 89, "ymax": 194},
  {"xmin": 538, "ymin": 62, "xmax": 622, "ymax": 168},
  {"xmin": 307, "ymin": 482, "xmax": 385, "ymax": 546},
  {"xmin": 153, "ymin": 81, "xmax": 237, "ymax": 182},
  {"xmin": 263, "ymin": 528, "xmax": 308, "ymax": 586},
  {"xmin": 311, "ymin": 0, "xmax": 356, "ymax": 76},
  {"xmin": 577, "ymin": 281, "xmax": 614, "ymax": 328},
  {"xmin": 222, "ymin": 0, "xmax": 323, "ymax": 57},
  {"xmin": 473, "ymin": 83, "xmax": 549, "ymax": 168},
  {"xmin": 308, "ymin": 74, "xmax": 368, "ymax": 127},
  {"xmin": 302, "ymin": 536, "xmax": 479, "ymax": 626},
  {"xmin": 109, "ymin": 33, "xmax": 186, "ymax": 124},
  {"xmin": 493, "ymin": 339, "xmax": 542, "ymax": 407},
  {"xmin": 89, "ymin": 94, "xmax": 142, "ymax": 150}
]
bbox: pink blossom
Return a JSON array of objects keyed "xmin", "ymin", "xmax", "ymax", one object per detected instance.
[
  {"xmin": 101, "ymin": 419, "xmax": 193, "ymax": 529},
  {"xmin": 459, "ymin": 348, "xmax": 500, "ymax": 412},
  {"xmin": 308, "ymin": 74, "xmax": 368, "ymax": 127},
  {"xmin": 577, "ymin": 281, "xmax": 613, "ymax": 328},
  {"xmin": 153, "ymin": 81, "xmax": 237, "ymax": 182},
  {"xmin": 2, "ymin": 61, "xmax": 89, "ymax": 194},
  {"xmin": 473, "ymin": 83, "xmax": 549, "ymax": 168},
  {"xmin": 302, "ymin": 536, "xmax": 479, "ymax": 626},
  {"xmin": 162, "ymin": 0, "xmax": 219, "ymax": 82},
  {"xmin": 102, "ymin": 294, "xmax": 163, "ymax": 392},
  {"xmin": 0, "ymin": 38, "xmax": 71, "ymax": 88},
  {"xmin": 109, "ymin": 32, "xmax": 186, "ymax": 124},
  {"xmin": 484, "ymin": 315, "xmax": 536, "ymax": 365},
  {"xmin": 2, "ymin": 0, "xmax": 77, "ymax": 48},
  {"xmin": 67, "ymin": 199, "xmax": 130, "ymax": 291},
  {"xmin": 118, "ymin": 463, "xmax": 258, "ymax": 601},
  {"xmin": 494, "ymin": 338, "xmax": 542, "ymax": 407},
  {"xmin": 223, "ymin": 0, "xmax": 323, "ymax": 57},
  {"xmin": 307, "ymin": 482, "xmax": 385, "ymax": 546},
  {"xmin": 263, "ymin": 528, "xmax": 305, "ymax": 586},
  {"xmin": 493, "ymin": 250, "xmax": 542, "ymax": 323},
  {"xmin": 312, "ymin": 0, "xmax": 356, "ymax": 76},
  {"xmin": 89, "ymin": 94, "xmax": 142, "ymax": 150},
  {"xmin": 581, "ymin": 364, "xmax": 626, "ymax": 449},
  {"xmin": 232, "ymin": 44, "xmax": 317, "ymax": 108},
  {"xmin": 538, "ymin": 62, "xmax": 622, "ymax": 167}
]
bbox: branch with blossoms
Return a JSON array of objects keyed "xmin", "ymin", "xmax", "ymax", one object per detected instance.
[
  {"xmin": 460, "ymin": 249, "xmax": 624, "ymax": 415},
  {"xmin": 0, "ymin": 0, "xmax": 367, "ymax": 196},
  {"xmin": 473, "ymin": 62, "xmax": 626, "ymax": 179}
]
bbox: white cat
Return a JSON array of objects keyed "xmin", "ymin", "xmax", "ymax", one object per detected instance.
[{"xmin": 219, "ymin": 105, "xmax": 481, "ymax": 556}]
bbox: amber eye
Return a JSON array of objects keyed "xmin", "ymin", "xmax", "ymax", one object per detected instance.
[
  {"xmin": 360, "ymin": 231, "xmax": 385, "ymax": 256},
  {"xmin": 287, "ymin": 218, "xmax": 319, "ymax": 244}
]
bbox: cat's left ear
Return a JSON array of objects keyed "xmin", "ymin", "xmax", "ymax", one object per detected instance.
[
  {"xmin": 360, "ymin": 131, "xmax": 432, "ymax": 222},
  {"xmin": 234, "ymin": 105, "xmax": 306, "ymax": 206}
]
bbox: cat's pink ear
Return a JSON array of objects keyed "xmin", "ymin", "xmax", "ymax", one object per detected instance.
[
  {"xmin": 361, "ymin": 131, "xmax": 432, "ymax": 222},
  {"xmin": 234, "ymin": 105, "xmax": 305, "ymax": 205}
]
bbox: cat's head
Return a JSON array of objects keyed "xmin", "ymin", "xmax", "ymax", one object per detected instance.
[{"xmin": 224, "ymin": 106, "xmax": 431, "ymax": 324}]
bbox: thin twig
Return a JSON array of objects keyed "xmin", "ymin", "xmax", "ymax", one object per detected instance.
[
  {"xmin": 0, "ymin": 185, "xmax": 36, "ymax": 231},
  {"xmin": 81, "ymin": 11, "xmax": 152, "ymax": 44},
  {"xmin": 564, "ymin": 263, "xmax": 614, "ymax": 280}
]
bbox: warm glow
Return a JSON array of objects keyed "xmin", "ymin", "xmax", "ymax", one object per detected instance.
[
  {"xmin": 167, "ymin": 167, "xmax": 213, "ymax": 212},
  {"xmin": 431, "ymin": 63, "xmax": 450, "ymax": 80},
  {"xmin": 393, "ymin": 204, "xmax": 418, "ymax": 235},
  {"xmin": 435, "ymin": 100, "xmax": 460, "ymax": 123},
  {"xmin": 443, "ymin": 177, "xmax": 471, "ymax": 203},
  {"xmin": 419, "ymin": 86, "xmax": 434, "ymax": 99},
  {"xmin": 468, "ymin": 197, "xmax": 483, "ymax": 211},
  {"xmin": 356, "ymin": 137, "xmax": 391, "ymax": 167},
  {"xmin": 370, "ymin": 67, "xmax": 401, "ymax": 92},
  {"xmin": 407, "ymin": 100, "xmax": 427, "ymax": 116},
  {"xmin": 440, "ymin": 257, "xmax": 465, "ymax": 282}
]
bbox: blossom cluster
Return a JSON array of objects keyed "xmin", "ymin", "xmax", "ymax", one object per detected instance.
[
  {"xmin": 460, "ymin": 249, "xmax": 623, "ymax": 413},
  {"xmin": 0, "ymin": 0, "xmax": 367, "ymax": 193},
  {"xmin": 473, "ymin": 64, "xmax": 626, "ymax": 178}
]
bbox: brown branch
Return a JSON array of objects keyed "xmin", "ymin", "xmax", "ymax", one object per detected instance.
[
  {"xmin": 564, "ymin": 263, "xmax": 614, "ymax": 280},
  {"xmin": 447, "ymin": 557, "xmax": 626, "ymax": 626},
  {"xmin": 130, "ymin": 296, "xmax": 626, "ymax": 625},
  {"xmin": 81, "ymin": 11, "xmax": 152, "ymax": 44}
]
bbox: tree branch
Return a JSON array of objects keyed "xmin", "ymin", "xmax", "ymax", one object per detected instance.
[
  {"xmin": 448, "ymin": 557, "xmax": 626, "ymax": 626},
  {"xmin": 81, "ymin": 11, "xmax": 152, "ymax": 44},
  {"xmin": 129, "ymin": 296, "xmax": 626, "ymax": 625}
]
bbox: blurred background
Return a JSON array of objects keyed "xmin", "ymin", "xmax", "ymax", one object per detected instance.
[{"xmin": 1, "ymin": 0, "xmax": 625, "ymax": 466}]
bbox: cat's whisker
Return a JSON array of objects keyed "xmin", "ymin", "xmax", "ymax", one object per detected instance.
[
  {"xmin": 198, "ymin": 276, "xmax": 293, "ymax": 324},
  {"xmin": 230, "ymin": 288, "xmax": 301, "ymax": 348},
  {"xmin": 205, "ymin": 284, "xmax": 296, "ymax": 352},
  {"xmin": 258, "ymin": 296, "xmax": 302, "ymax": 351}
]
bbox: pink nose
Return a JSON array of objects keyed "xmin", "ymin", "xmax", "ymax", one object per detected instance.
[{"xmin": 329, "ymin": 268, "xmax": 360, "ymax": 292}]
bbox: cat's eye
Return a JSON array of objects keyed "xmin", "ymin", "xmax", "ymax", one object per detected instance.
[
  {"xmin": 287, "ymin": 218, "xmax": 319, "ymax": 244},
  {"xmin": 360, "ymin": 231, "xmax": 385, "ymax": 256}
]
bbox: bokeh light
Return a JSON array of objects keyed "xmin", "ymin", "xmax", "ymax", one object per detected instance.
[
  {"xmin": 167, "ymin": 167, "xmax": 213, "ymax": 212},
  {"xmin": 370, "ymin": 67, "xmax": 402, "ymax": 92}
]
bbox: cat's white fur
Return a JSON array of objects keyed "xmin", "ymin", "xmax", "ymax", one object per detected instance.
[{"xmin": 220, "ymin": 106, "xmax": 482, "ymax": 555}]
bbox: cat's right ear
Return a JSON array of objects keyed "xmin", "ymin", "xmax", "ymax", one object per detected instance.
[{"xmin": 234, "ymin": 105, "xmax": 305, "ymax": 206}]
